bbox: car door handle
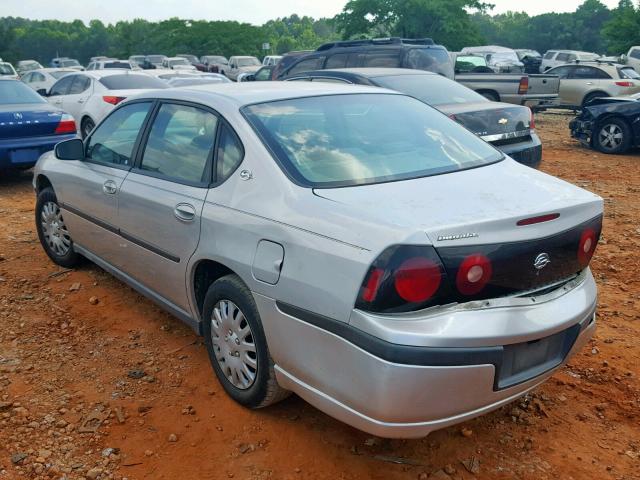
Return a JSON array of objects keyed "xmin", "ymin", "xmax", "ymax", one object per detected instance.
[
  {"xmin": 77, "ymin": 98, "xmax": 85, "ymax": 103},
  {"xmin": 102, "ymin": 180, "xmax": 117, "ymax": 195},
  {"xmin": 586, "ymin": 82, "xmax": 593, "ymax": 85},
  {"xmin": 174, "ymin": 203, "xmax": 196, "ymax": 222}
]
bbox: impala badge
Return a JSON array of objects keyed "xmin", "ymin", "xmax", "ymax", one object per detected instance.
[
  {"xmin": 14, "ymin": 113, "xmax": 23, "ymax": 120},
  {"xmin": 498, "ymin": 117, "xmax": 508, "ymax": 125},
  {"xmin": 534, "ymin": 252, "xmax": 551, "ymax": 270}
]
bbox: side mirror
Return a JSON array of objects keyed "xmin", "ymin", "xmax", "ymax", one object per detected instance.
[
  {"xmin": 37, "ymin": 88, "xmax": 48, "ymax": 96},
  {"xmin": 55, "ymin": 138, "xmax": 84, "ymax": 161}
]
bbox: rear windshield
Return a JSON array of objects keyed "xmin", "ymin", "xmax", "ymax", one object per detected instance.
[
  {"xmin": 99, "ymin": 74, "xmax": 168, "ymax": 90},
  {"xmin": 374, "ymin": 74, "xmax": 486, "ymax": 106},
  {"xmin": 104, "ymin": 62, "xmax": 132, "ymax": 69},
  {"xmin": 147, "ymin": 56, "xmax": 165, "ymax": 63},
  {"xmin": 243, "ymin": 94, "xmax": 502, "ymax": 188},
  {"xmin": 404, "ymin": 48, "xmax": 452, "ymax": 76},
  {"xmin": 619, "ymin": 67, "xmax": 640, "ymax": 79},
  {"xmin": 0, "ymin": 80, "xmax": 46, "ymax": 105},
  {"xmin": 51, "ymin": 70, "xmax": 72, "ymax": 79},
  {"xmin": 61, "ymin": 60, "xmax": 80, "ymax": 67},
  {"xmin": 238, "ymin": 58, "xmax": 260, "ymax": 67}
]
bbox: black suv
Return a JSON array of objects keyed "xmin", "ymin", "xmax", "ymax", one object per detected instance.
[{"xmin": 274, "ymin": 38, "xmax": 454, "ymax": 80}]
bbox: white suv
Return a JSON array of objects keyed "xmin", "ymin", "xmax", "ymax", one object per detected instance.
[{"xmin": 540, "ymin": 50, "xmax": 601, "ymax": 72}]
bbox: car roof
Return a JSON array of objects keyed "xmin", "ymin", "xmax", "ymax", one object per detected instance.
[
  {"xmin": 65, "ymin": 70, "xmax": 148, "ymax": 78},
  {"xmin": 31, "ymin": 68, "xmax": 77, "ymax": 74},
  {"xmin": 132, "ymin": 81, "xmax": 398, "ymax": 107},
  {"xmin": 292, "ymin": 68, "xmax": 435, "ymax": 78}
]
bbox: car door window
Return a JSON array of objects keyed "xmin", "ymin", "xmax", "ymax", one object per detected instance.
[
  {"xmin": 33, "ymin": 72, "xmax": 45, "ymax": 82},
  {"xmin": 139, "ymin": 103, "xmax": 218, "ymax": 184},
  {"xmin": 86, "ymin": 102, "xmax": 152, "ymax": 166},
  {"xmin": 254, "ymin": 67, "xmax": 272, "ymax": 81},
  {"xmin": 544, "ymin": 51, "xmax": 556, "ymax": 59},
  {"xmin": 326, "ymin": 53, "xmax": 350, "ymax": 69},
  {"xmin": 555, "ymin": 53, "xmax": 570, "ymax": 62},
  {"xmin": 630, "ymin": 49, "xmax": 640, "ymax": 60},
  {"xmin": 287, "ymin": 57, "xmax": 325, "ymax": 76},
  {"xmin": 68, "ymin": 75, "xmax": 91, "ymax": 94},
  {"xmin": 49, "ymin": 76, "xmax": 74, "ymax": 96},
  {"xmin": 360, "ymin": 50, "xmax": 401, "ymax": 68},
  {"xmin": 22, "ymin": 73, "xmax": 33, "ymax": 83},
  {"xmin": 216, "ymin": 123, "xmax": 244, "ymax": 182},
  {"xmin": 571, "ymin": 67, "xmax": 610, "ymax": 79},
  {"xmin": 549, "ymin": 66, "xmax": 573, "ymax": 79}
]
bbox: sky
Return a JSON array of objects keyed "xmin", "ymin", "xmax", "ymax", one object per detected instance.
[{"xmin": 0, "ymin": 0, "xmax": 622, "ymax": 25}]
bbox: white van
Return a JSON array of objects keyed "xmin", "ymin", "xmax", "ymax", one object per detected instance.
[{"xmin": 625, "ymin": 46, "xmax": 640, "ymax": 72}]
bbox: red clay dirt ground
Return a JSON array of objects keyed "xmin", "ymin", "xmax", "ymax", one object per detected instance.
[{"xmin": 0, "ymin": 113, "xmax": 638, "ymax": 480}]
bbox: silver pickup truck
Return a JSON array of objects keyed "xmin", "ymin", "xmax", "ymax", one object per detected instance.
[{"xmin": 456, "ymin": 73, "xmax": 560, "ymax": 109}]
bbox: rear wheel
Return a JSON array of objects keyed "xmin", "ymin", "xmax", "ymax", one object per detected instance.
[
  {"xmin": 35, "ymin": 187, "xmax": 81, "ymax": 267},
  {"xmin": 594, "ymin": 118, "xmax": 631, "ymax": 154},
  {"xmin": 202, "ymin": 274, "xmax": 289, "ymax": 408},
  {"xmin": 81, "ymin": 117, "xmax": 95, "ymax": 139},
  {"xmin": 582, "ymin": 92, "xmax": 607, "ymax": 107}
]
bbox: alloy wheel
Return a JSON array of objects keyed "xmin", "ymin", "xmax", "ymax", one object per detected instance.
[
  {"xmin": 210, "ymin": 299, "xmax": 257, "ymax": 390},
  {"xmin": 598, "ymin": 123, "xmax": 623, "ymax": 151},
  {"xmin": 40, "ymin": 201, "xmax": 71, "ymax": 256}
]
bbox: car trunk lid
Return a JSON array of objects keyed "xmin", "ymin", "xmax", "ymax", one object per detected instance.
[
  {"xmin": 438, "ymin": 102, "xmax": 532, "ymax": 142},
  {"xmin": 0, "ymin": 105, "xmax": 65, "ymax": 139}
]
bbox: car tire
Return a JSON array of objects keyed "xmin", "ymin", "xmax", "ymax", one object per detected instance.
[
  {"xmin": 480, "ymin": 91, "xmax": 499, "ymax": 102},
  {"xmin": 582, "ymin": 92, "xmax": 608, "ymax": 107},
  {"xmin": 594, "ymin": 117, "xmax": 631, "ymax": 154},
  {"xmin": 35, "ymin": 187, "xmax": 82, "ymax": 268},
  {"xmin": 202, "ymin": 274, "xmax": 290, "ymax": 408},
  {"xmin": 81, "ymin": 117, "xmax": 95, "ymax": 139}
]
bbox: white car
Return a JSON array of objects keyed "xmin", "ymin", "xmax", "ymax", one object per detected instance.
[
  {"xmin": 162, "ymin": 57, "xmax": 197, "ymax": 71},
  {"xmin": 262, "ymin": 55, "xmax": 283, "ymax": 66},
  {"xmin": 166, "ymin": 73, "xmax": 231, "ymax": 87},
  {"xmin": 0, "ymin": 62, "xmax": 19, "ymax": 79},
  {"xmin": 87, "ymin": 59, "xmax": 135, "ymax": 71},
  {"xmin": 45, "ymin": 70, "xmax": 168, "ymax": 138},
  {"xmin": 21, "ymin": 68, "xmax": 77, "ymax": 94},
  {"xmin": 16, "ymin": 60, "xmax": 44, "ymax": 75},
  {"xmin": 540, "ymin": 50, "xmax": 601, "ymax": 72}
]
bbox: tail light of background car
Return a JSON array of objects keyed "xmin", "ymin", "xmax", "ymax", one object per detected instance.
[
  {"xmin": 518, "ymin": 76, "xmax": 529, "ymax": 95},
  {"xmin": 54, "ymin": 113, "xmax": 77, "ymax": 134},
  {"xmin": 615, "ymin": 81, "xmax": 634, "ymax": 87},
  {"xmin": 103, "ymin": 95, "xmax": 126, "ymax": 105}
]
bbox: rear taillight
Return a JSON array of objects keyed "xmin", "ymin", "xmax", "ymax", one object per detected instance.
[
  {"xmin": 615, "ymin": 81, "xmax": 634, "ymax": 87},
  {"xmin": 103, "ymin": 95, "xmax": 126, "ymax": 105},
  {"xmin": 578, "ymin": 228, "xmax": 597, "ymax": 267},
  {"xmin": 54, "ymin": 114, "xmax": 76, "ymax": 134},
  {"xmin": 456, "ymin": 254, "xmax": 492, "ymax": 296},
  {"xmin": 518, "ymin": 76, "xmax": 529, "ymax": 95},
  {"xmin": 356, "ymin": 245, "xmax": 446, "ymax": 313},
  {"xmin": 529, "ymin": 107, "xmax": 536, "ymax": 130}
]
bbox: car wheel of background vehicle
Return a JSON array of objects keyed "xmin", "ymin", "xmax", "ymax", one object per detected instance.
[
  {"xmin": 81, "ymin": 117, "xmax": 95, "ymax": 139},
  {"xmin": 202, "ymin": 274, "xmax": 290, "ymax": 408},
  {"xmin": 594, "ymin": 118, "xmax": 631, "ymax": 154},
  {"xmin": 479, "ymin": 91, "xmax": 499, "ymax": 102},
  {"xmin": 35, "ymin": 187, "xmax": 81, "ymax": 268},
  {"xmin": 582, "ymin": 92, "xmax": 608, "ymax": 107}
]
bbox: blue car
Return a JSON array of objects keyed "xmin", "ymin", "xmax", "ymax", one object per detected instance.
[{"xmin": 0, "ymin": 78, "xmax": 77, "ymax": 170}]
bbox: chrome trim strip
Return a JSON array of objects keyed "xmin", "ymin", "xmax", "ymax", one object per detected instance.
[{"xmin": 482, "ymin": 129, "xmax": 532, "ymax": 142}]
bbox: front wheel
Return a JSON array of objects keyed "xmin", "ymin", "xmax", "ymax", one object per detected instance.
[
  {"xmin": 594, "ymin": 118, "xmax": 631, "ymax": 154},
  {"xmin": 35, "ymin": 187, "xmax": 81, "ymax": 268},
  {"xmin": 202, "ymin": 274, "xmax": 289, "ymax": 408}
]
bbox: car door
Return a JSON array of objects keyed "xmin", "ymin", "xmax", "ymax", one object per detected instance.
[
  {"xmin": 57, "ymin": 101, "xmax": 154, "ymax": 266},
  {"xmin": 550, "ymin": 66, "xmax": 577, "ymax": 105},
  {"xmin": 568, "ymin": 66, "xmax": 609, "ymax": 105},
  {"xmin": 60, "ymin": 75, "xmax": 93, "ymax": 121},
  {"xmin": 116, "ymin": 101, "xmax": 219, "ymax": 312},
  {"xmin": 47, "ymin": 75, "xmax": 75, "ymax": 109}
]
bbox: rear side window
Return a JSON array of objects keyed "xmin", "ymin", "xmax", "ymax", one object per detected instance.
[
  {"xmin": 140, "ymin": 103, "xmax": 218, "ymax": 184},
  {"xmin": 99, "ymin": 74, "xmax": 167, "ymax": 90},
  {"xmin": 86, "ymin": 102, "xmax": 152, "ymax": 166},
  {"xmin": 49, "ymin": 76, "xmax": 75, "ymax": 96},
  {"xmin": 287, "ymin": 57, "xmax": 325, "ymax": 76},
  {"xmin": 216, "ymin": 124, "xmax": 244, "ymax": 182},
  {"xmin": 360, "ymin": 50, "xmax": 401, "ymax": 68},
  {"xmin": 555, "ymin": 53, "xmax": 570, "ymax": 62},
  {"xmin": 325, "ymin": 53, "xmax": 350, "ymax": 69},
  {"xmin": 620, "ymin": 67, "xmax": 640, "ymax": 79},
  {"xmin": 630, "ymin": 49, "xmax": 640, "ymax": 60},
  {"xmin": 404, "ymin": 48, "xmax": 451, "ymax": 74}
]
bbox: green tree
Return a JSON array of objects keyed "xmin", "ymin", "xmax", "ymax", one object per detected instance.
[{"xmin": 602, "ymin": 0, "xmax": 640, "ymax": 54}]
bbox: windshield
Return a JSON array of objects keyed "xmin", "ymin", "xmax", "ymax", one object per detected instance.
[
  {"xmin": 180, "ymin": 55, "xmax": 198, "ymax": 63},
  {"xmin": 104, "ymin": 62, "xmax": 132, "ymax": 69},
  {"xmin": 238, "ymin": 58, "xmax": 260, "ymax": 67},
  {"xmin": 98, "ymin": 74, "xmax": 168, "ymax": 90},
  {"xmin": 147, "ymin": 56, "xmax": 165, "ymax": 63},
  {"xmin": 0, "ymin": 63, "xmax": 16, "ymax": 75},
  {"xmin": 20, "ymin": 61, "xmax": 42, "ymax": 70},
  {"xmin": 243, "ymin": 94, "xmax": 502, "ymax": 188},
  {"xmin": 619, "ymin": 67, "xmax": 640, "ymax": 79},
  {"xmin": 51, "ymin": 70, "xmax": 72, "ymax": 79},
  {"xmin": 170, "ymin": 58, "xmax": 190, "ymax": 66},
  {"xmin": 488, "ymin": 52, "xmax": 520, "ymax": 64},
  {"xmin": 375, "ymin": 74, "xmax": 487, "ymax": 106},
  {"xmin": 61, "ymin": 60, "xmax": 80, "ymax": 67},
  {"xmin": 0, "ymin": 80, "xmax": 46, "ymax": 104}
]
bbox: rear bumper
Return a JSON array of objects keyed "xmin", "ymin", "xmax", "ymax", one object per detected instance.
[
  {"xmin": 493, "ymin": 132, "xmax": 542, "ymax": 168},
  {"xmin": 256, "ymin": 270, "xmax": 597, "ymax": 438},
  {"xmin": 0, "ymin": 133, "xmax": 76, "ymax": 169}
]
